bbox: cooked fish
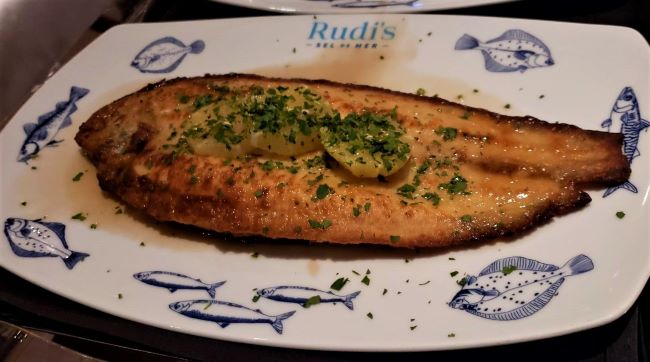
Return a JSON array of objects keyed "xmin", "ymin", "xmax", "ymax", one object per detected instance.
[{"xmin": 75, "ymin": 74, "xmax": 629, "ymax": 248}]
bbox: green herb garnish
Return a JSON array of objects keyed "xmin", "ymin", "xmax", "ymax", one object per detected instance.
[
  {"xmin": 303, "ymin": 295, "xmax": 321, "ymax": 308},
  {"xmin": 389, "ymin": 235, "xmax": 400, "ymax": 243},
  {"xmin": 315, "ymin": 184, "xmax": 333, "ymax": 200},
  {"xmin": 71, "ymin": 213, "xmax": 87, "ymax": 221},
  {"xmin": 330, "ymin": 277, "xmax": 349, "ymax": 291},
  {"xmin": 435, "ymin": 126, "xmax": 458, "ymax": 141},
  {"xmin": 72, "ymin": 172, "xmax": 84, "ymax": 182},
  {"xmin": 416, "ymin": 88, "xmax": 426, "ymax": 96},
  {"xmin": 450, "ymin": 271, "xmax": 459, "ymax": 277},
  {"xmin": 308, "ymin": 219, "xmax": 332, "ymax": 229},
  {"xmin": 502, "ymin": 265, "xmax": 517, "ymax": 275},
  {"xmin": 616, "ymin": 211, "xmax": 625, "ymax": 219},
  {"xmin": 361, "ymin": 275, "xmax": 370, "ymax": 285},
  {"xmin": 367, "ymin": 312, "xmax": 374, "ymax": 319},
  {"xmin": 460, "ymin": 214, "xmax": 473, "ymax": 222}
]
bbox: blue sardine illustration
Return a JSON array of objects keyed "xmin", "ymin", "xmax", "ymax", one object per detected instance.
[
  {"xmin": 257, "ymin": 286, "xmax": 361, "ymax": 310},
  {"xmin": 131, "ymin": 36, "xmax": 205, "ymax": 74},
  {"xmin": 18, "ymin": 86, "xmax": 89, "ymax": 163},
  {"xmin": 169, "ymin": 299, "xmax": 295, "ymax": 334},
  {"xmin": 133, "ymin": 271, "xmax": 225, "ymax": 298},
  {"xmin": 601, "ymin": 87, "xmax": 649, "ymax": 197},
  {"xmin": 455, "ymin": 29, "xmax": 554, "ymax": 73},
  {"xmin": 3, "ymin": 218, "xmax": 89, "ymax": 270},
  {"xmin": 448, "ymin": 255, "xmax": 593, "ymax": 320}
]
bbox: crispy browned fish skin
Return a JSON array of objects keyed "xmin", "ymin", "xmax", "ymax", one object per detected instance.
[{"xmin": 75, "ymin": 73, "xmax": 629, "ymax": 248}]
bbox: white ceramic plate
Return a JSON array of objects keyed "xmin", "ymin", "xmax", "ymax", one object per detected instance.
[
  {"xmin": 210, "ymin": 0, "xmax": 517, "ymax": 14},
  {"xmin": 1, "ymin": 15, "xmax": 649, "ymax": 351}
]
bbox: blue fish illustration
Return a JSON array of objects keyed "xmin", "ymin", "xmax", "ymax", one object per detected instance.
[
  {"xmin": 3, "ymin": 218, "xmax": 89, "ymax": 270},
  {"xmin": 133, "ymin": 271, "xmax": 225, "ymax": 298},
  {"xmin": 131, "ymin": 36, "xmax": 205, "ymax": 74},
  {"xmin": 257, "ymin": 286, "xmax": 361, "ymax": 310},
  {"xmin": 169, "ymin": 299, "xmax": 295, "ymax": 334},
  {"xmin": 601, "ymin": 87, "xmax": 649, "ymax": 197},
  {"xmin": 18, "ymin": 86, "xmax": 89, "ymax": 163},
  {"xmin": 455, "ymin": 29, "xmax": 554, "ymax": 73},
  {"xmin": 449, "ymin": 255, "xmax": 593, "ymax": 320},
  {"xmin": 332, "ymin": 0, "xmax": 418, "ymax": 8}
]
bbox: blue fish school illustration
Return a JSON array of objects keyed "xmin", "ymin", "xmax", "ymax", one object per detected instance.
[
  {"xmin": 448, "ymin": 255, "xmax": 593, "ymax": 320},
  {"xmin": 17, "ymin": 86, "xmax": 89, "ymax": 163},
  {"xmin": 131, "ymin": 36, "xmax": 205, "ymax": 74},
  {"xmin": 169, "ymin": 299, "xmax": 295, "ymax": 334},
  {"xmin": 455, "ymin": 29, "xmax": 554, "ymax": 73},
  {"xmin": 133, "ymin": 271, "xmax": 225, "ymax": 298},
  {"xmin": 3, "ymin": 218, "xmax": 89, "ymax": 270},
  {"xmin": 601, "ymin": 87, "xmax": 649, "ymax": 197},
  {"xmin": 257, "ymin": 285, "xmax": 361, "ymax": 310}
]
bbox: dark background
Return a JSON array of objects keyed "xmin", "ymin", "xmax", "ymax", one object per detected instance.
[{"xmin": 1, "ymin": 0, "xmax": 648, "ymax": 360}]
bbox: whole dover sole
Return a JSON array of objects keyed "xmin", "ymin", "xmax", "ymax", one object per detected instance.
[{"xmin": 75, "ymin": 74, "xmax": 629, "ymax": 248}]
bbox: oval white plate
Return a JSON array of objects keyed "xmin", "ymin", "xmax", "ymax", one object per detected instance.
[
  {"xmin": 1, "ymin": 15, "xmax": 649, "ymax": 351},
  {"xmin": 210, "ymin": 0, "xmax": 517, "ymax": 14}
]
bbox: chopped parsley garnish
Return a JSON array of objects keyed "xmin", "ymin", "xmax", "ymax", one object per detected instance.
[
  {"xmin": 352, "ymin": 205, "xmax": 361, "ymax": 217},
  {"xmin": 20, "ymin": 201, "xmax": 27, "ymax": 206},
  {"xmin": 367, "ymin": 312, "xmax": 374, "ymax": 319},
  {"xmin": 422, "ymin": 192, "xmax": 441, "ymax": 205},
  {"xmin": 410, "ymin": 325, "xmax": 417, "ymax": 331},
  {"xmin": 449, "ymin": 257, "xmax": 456, "ymax": 260},
  {"xmin": 308, "ymin": 219, "xmax": 332, "ymax": 229},
  {"xmin": 502, "ymin": 265, "xmax": 517, "ymax": 275},
  {"xmin": 330, "ymin": 277, "xmax": 349, "ymax": 291},
  {"xmin": 457, "ymin": 277, "xmax": 467, "ymax": 287},
  {"xmin": 254, "ymin": 189, "xmax": 264, "ymax": 198},
  {"xmin": 450, "ymin": 271, "xmax": 459, "ymax": 277},
  {"xmin": 364, "ymin": 202, "xmax": 371, "ymax": 212},
  {"xmin": 616, "ymin": 211, "xmax": 625, "ymax": 219},
  {"xmin": 251, "ymin": 252, "xmax": 259, "ymax": 258},
  {"xmin": 114, "ymin": 206, "xmax": 124, "ymax": 214},
  {"xmin": 118, "ymin": 293, "xmax": 123, "ymax": 299},
  {"xmin": 382, "ymin": 288, "xmax": 388, "ymax": 295},
  {"xmin": 90, "ymin": 224, "xmax": 97, "ymax": 229},
  {"xmin": 397, "ymin": 184, "xmax": 416, "ymax": 199},
  {"xmin": 418, "ymin": 280, "xmax": 431, "ymax": 286},
  {"xmin": 448, "ymin": 333, "xmax": 456, "ymax": 337},
  {"xmin": 389, "ymin": 235, "xmax": 400, "ymax": 243},
  {"xmin": 361, "ymin": 275, "xmax": 370, "ymax": 285},
  {"xmin": 72, "ymin": 172, "xmax": 84, "ymax": 181},
  {"xmin": 460, "ymin": 214, "xmax": 473, "ymax": 222},
  {"xmin": 252, "ymin": 295, "xmax": 261, "ymax": 302},
  {"xmin": 352, "ymin": 270, "xmax": 360, "ymax": 275},
  {"xmin": 303, "ymin": 295, "xmax": 321, "ymax": 308},
  {"xmin": 439, "ymin": 174, "xmax": 470, "ymax": 195},
  {"xmin": 189, "ymin": 175, "xmax": 199, "ymax": 184},
  {"xmin": 460, "ymin": 111, "xmax": 471, "ymax": 120},
  {"xmin": 417, "ymin": 160, "xmax": 430, "ymax": 174},
  {"xmin": 416, "ymin": 88, "xmax": 426, "ymax": 96},
  {"xmin": 315, "ymin": 184, "xmax": 333, "ymax": 200},
  {"xmin": 435, "ymin": 126, "xmax": 458, "ymax": 141},
  {"xmin": 71, "ymin": 212, "xmax": 87, "ymax": 221},
  {"xmin": 504, "ymin": 103, "xmax": 511, "ymax": 109}
]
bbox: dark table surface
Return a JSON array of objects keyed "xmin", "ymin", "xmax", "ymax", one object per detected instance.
[{"xmin": 1, "ymin": 0, "xmax": 649, "ymax": 360}]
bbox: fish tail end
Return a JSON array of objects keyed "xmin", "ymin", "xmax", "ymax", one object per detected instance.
[
  {"xmin": 70, "ymin": 86, "xmax": 90, "ymax": 100},
  {"xmin": 603, "ymin": 181, "xmax": 638, "ymax": 197},
  {"xmin": 566, "ymin": 254, "xmax": 594, "ymax": 275},
  {"xmin": 207, "ymin": 281, "xmax": 226, "ymax": 298},
  {"xmin": 271, "ymin": 311, "xmax": 296, "ymax": 334},
  {"xmin": 343, "ymin": 291, "xmax": 361, "ymax": 310},
  {"xmin": 454, "ymin": 34, "xmax": 479, "ymax": 50},
  {"xmin": 63, "ymin": 251, "xmax": 90, "ymax": 270},
  {"xmin": 190, "ymin": 40, "xmax": 205, "ymax": 54}
]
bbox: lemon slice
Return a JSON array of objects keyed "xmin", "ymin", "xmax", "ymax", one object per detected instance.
[{"xmin": 320, "ymin": 111, "xmax": 411, "ymax": 178}]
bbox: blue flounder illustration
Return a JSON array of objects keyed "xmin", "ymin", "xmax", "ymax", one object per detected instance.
[
  {"xmin": 257, "ymin": 286, "xmax": 361, "ymax": 310},
  {"xmin": 169, "ymin": 299, "xmax": 295, "ymax": 334},
  {"xmin": 3, "ymin": 218, "xmax": 89, "ymax": 270},
  {"xmin": 449, "ymin": 255, "xmax": 593, "ymax": 320},
  {"xmin": 131, "ymin": 36, "xmax": 205, "ymax": 74},
  {"xmin": 601, "ymin": 87, "xmax": 649, "ymax": 197},
  {"xmin": 133, "ymin": 271, "xmax": 225, "ymax": 298},
  {"xmin": 18, "ymin": 86, "xmax": 89, "ymax": 163},
  {"xmin": 455, "ymin": 29, "xmax": 554, "ymax": 73}
]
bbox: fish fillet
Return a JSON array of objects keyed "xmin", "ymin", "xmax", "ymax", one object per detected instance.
[{"xmin": 75, "ymin": 74, "xmax": 629, "ymax": 248}]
